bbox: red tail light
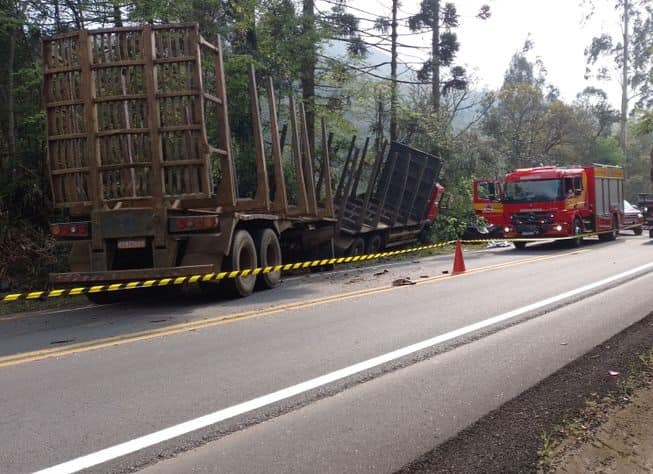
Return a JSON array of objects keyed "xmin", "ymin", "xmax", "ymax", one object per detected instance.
[
  {"xmin": 169, "ymin": 215, "xmax": 219, "ymax": 233},
  {"xmin": 50, "ymin": 222, "xmax": 90, "ymax": 238}
]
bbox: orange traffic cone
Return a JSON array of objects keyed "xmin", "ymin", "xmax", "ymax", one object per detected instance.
[{"xmin": 452, "ymin": 240, "xmax": 466, "ymax": 274}]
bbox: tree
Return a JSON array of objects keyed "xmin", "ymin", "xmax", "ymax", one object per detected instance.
[
  {"xmin": 584, "ymin": 0, "xmax": 653, "ymax": 151},
  {"xmin": 634, "ymin": 110, "xmax": 653, "ymax": 189},
  {"xmin": 483, "ymin": 49, "xmax": 580, "ymax": 169},
  {"xmin": 408, "ymin": 1, "xmax": 490, "ymax": 111}
]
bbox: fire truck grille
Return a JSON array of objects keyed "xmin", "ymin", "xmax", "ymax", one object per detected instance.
[{"xmin": 511, "ymin": 212, "xmax": 554, "ymax": 234}]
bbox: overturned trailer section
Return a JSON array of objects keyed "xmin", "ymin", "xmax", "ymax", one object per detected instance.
[
  {"xmin": 43, "ymin": 23, "xmax": 334, "ymax": 300},
  {"xmin": 333, "ymin": 140, "xmax": 444, "ymax": 255}
]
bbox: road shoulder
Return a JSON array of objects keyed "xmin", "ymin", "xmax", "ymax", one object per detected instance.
[{"xmin": 398, "ymin": 311, "xmax": 653, "ymax": 474}]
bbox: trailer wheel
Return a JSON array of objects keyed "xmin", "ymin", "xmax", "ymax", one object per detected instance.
[
  {"xmin": 222, "ymin": 230, "xmax": 258, "ymax": 297},
  {"xmin": 366, "ymin": 234, "xmax": 383, "ymax": 254},
  {"xmin": 650, "ymin": 228, "xmax": 653, "ymax": 239},
  {"xmin": 255, "ymin": 228, "xmax": 282, "ymax": 290},
  {"xmin": 348, "ymin": 238, "xmax": 366, "ymax": 257},
  {"xmin": 633, "ymin": 226, "xmax": 643, "ymax": 235}
]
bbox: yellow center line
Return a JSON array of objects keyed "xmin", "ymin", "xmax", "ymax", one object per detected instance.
[{"xmin": 0, "ymin": 249, "xmax": 588, "ymax": 369}]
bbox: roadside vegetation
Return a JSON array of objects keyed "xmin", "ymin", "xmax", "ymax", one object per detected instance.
[
  {"xmin": 538, "ymin": 344, "xmax": 653, "ymax": 471},
  {"xmin": 0, "ymin": 0, "xmax": 651, "ymax": 293}
]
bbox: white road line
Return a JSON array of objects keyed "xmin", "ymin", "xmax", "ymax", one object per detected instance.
[{"xmin": 35, "ymin": 261, "xmax": 653, "ymax": 474}]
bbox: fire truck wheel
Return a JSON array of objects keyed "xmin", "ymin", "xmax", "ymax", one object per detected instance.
[
  {"xmin": 366, "ymin": 234, "xmax": 383, "ymax": 253},
  {"xmin": 569, "ymin": 218, "xmax": 584, "ymax": 247},
  {"xmin": 513, "ymin": 241, "xmax": 526, "ymax": 250},
  {"xmin": 222, "ymin": 230, "xmax": 258, "ymax": 297},
  {"xmin": 649, "ymin": 228, "xmax": 653, "ymax": 239},
  {"xmin": 254, "ymin": 228, "xmax": 282, "ymax": 290},
  {"xmin": 348, "ymin": 238, "xmax": 366, "ymax": 257},
  {"xmin": 599, "ymin": 216, "xmax": 618, "ymax": 241}
]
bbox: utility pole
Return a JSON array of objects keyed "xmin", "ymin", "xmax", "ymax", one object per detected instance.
[
  {"xmin": 620, "ymin": 0, "xmax": 629, "ymax": 153},
  {"xmin": 431, "ymin": 0, "xmax": 440, "ymax": 111},
  {"xmin": 390, "ymin": 0, "xmax": 398, "ymax": 142},
  {"xmin": 302, "ymin": 0, "xmax": 316, "ymax": 157}
]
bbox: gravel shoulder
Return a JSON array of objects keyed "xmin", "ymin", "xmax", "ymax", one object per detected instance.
[
  {"xmin": 397, "ymin": 311, "xmax": 653, "ymax": 474},
  {"xmin": 552, "ymin": 385, "xmax": 653, "ymax": 473}
]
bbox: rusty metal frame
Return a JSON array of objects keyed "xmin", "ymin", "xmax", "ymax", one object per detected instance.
[
  {"xmin": 318, "ymin": 118, "xmax": 334, "ymax": 218},
  {"xmin": 335, "ymin": 136, "xmax": 357, "ymax": 204},
  {"xmin": 266, "ymin": 78, "xmax": 288, "ymax": 214},
  {"xmin": 356, "ymin": 140, "xmax": 387, "ymax": 229},
  {"xmin": 287, "ymin": 96, "xmax": 309, "ymax": 216}
]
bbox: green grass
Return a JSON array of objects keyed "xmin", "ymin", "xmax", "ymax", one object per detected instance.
[{"xmin": 0, "ymin": 296, "xmax": 89, "ymax": 317}]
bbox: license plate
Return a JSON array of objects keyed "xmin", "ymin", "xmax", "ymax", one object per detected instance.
[{"xmin": 117, "ymin": 238, "xmax": 147, "ymax": 249}]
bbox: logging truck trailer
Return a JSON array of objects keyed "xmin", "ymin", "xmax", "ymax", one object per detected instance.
[
  {"xmin": 43, "ymin": 23, "xmax": 335, "ymax": 302},
  {"xmin": 333, "ymin": 139, "xmax": 444, "ymax": 256}
]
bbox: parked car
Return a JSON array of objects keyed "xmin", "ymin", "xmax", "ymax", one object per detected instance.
[{"xmin": 623, "ymin": 200, "xmax": 644, "ymax": 235}]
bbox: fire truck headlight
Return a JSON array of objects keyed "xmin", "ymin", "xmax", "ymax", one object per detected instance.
[
  {"xmin": 504, "ymin": 226, "xmax": 511, "ymax": 233},
  {"xmin": 554, "ymin": 224, "xmax": 562, "ymax": 231}
]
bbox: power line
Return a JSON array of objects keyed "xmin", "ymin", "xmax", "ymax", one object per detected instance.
[{"xmin": 317, "ymin": 53, "xmax": 429, "ymax": 85}]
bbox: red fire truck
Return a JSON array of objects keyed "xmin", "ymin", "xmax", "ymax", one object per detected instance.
[{"xmin": 473, "ymin": 165, "xmax": 624, "ymax": 249}]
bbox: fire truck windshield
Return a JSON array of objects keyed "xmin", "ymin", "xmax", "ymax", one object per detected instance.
[{"xmin": 503, "ymin": 179, "xmax": 563, "ymax": 203}]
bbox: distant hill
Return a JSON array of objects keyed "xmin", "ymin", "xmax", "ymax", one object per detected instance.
[{"xmin": 320, "ymin": 40, "xmax": 486, "ymax": 134}]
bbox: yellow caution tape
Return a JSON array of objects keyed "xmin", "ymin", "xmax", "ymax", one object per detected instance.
[{"xmin": 0, "ymin": 225, "xmax": 637, "ymax": 303}]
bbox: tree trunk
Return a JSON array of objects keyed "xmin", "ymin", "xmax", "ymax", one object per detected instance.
[
  {"xmin": 390, "ymin": 0, "xmax": 398, "ymax": 142},
  {"xmin": 431, "ymin": 0, "xmax": 440, "ymax": 111},
  {"xmin": 6, "ymin": 27, "xmax": 16, "ymax": 177},
  {"xmin": 620, "ymin": 0, "xmax": 629, "ymax": 153},
  {"xmin": 113, "ymin": 2, "xmax": 123, "ymax": 27},
  {"xmin": 376, "ymin": 96, "xmax": 385, "ymax": 151},
  {"xmin": 649, "ymin": 144, "xmax": 653, "ymax": 191},
  {"xmin": 54, "ymin": 0, "xmax": 62, "ymax": 32},
  {"xmin": 301, "ymin": 0, "xmax": 316, "ymax": 157}
]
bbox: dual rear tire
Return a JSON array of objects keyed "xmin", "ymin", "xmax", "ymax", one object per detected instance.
[
  {"xmin": 598, "ymin": 216, "xmax": 618, "ymax": 242},
  {"xmin": 204, "ymin": 228, "xmax": 282, "ymax": 298}
]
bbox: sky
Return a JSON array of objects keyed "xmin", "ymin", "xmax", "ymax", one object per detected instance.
[{"xmin": 333, "ymin": 0, "xmax": 624, "ymax": 108}]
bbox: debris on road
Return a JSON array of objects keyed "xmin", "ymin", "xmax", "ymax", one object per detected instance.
[
  {"xmin": 487, "ymin": 241, "xmax": 514, "ymax": 248},
  {"xmin": 392, "ymin": 278, "xmax": 416, "ymax": 287},
  {"xmin": 373, "ymin": 269, "xmax": 389, "ymax": 276}
]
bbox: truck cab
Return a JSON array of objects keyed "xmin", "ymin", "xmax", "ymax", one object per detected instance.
[
  {"xmin": 475, "ymin": 165, "xmax": 624, "ymax": 248},
  {"xmin": 473, "ymin": 179, "xmax": 504, "ymax": 233}
]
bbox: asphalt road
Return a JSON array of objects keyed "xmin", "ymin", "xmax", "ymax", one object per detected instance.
[{"xmin": 1, "ymin": 235, "xmax": 653, "ymax": 473}]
